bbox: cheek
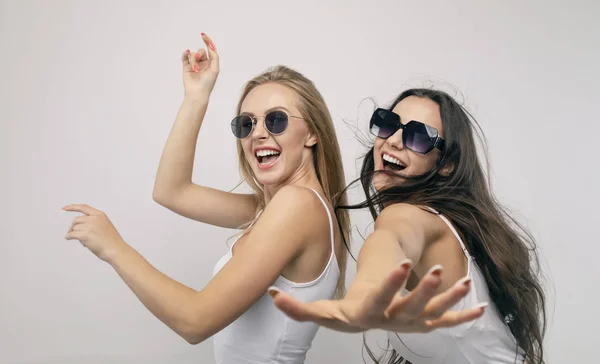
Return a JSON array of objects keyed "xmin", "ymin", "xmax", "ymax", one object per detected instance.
[
  {"xmin": 373, "ymin": 139, "xmax": 385, "ymax": 166},
  {"xmin": 241, "ymin": 140, "xmax": 253, "ymax": 158},
  {"xmin": 278, "ymin": 129, "xmax": 305, "ymax": 153},
  {"xmin": 409, "ymin": 153, "xmax": 437, "ymax": 173}
]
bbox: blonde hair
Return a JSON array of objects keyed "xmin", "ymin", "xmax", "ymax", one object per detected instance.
[{"xmin": 235, "ymin": 65, "xmax": 350, "ymax": 298}]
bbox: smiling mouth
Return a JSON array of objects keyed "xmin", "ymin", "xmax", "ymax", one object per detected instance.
[
  {"xmin": 255, "ymin": 149, "xmax": 281, "ymax": 166},
  {"xmin": 382, "ymin": 153, "xmax": 406, "ymax": 171}
]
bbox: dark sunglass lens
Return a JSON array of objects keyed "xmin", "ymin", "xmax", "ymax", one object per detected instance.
[
  {"xmin": 370, "ymin": 109, "xmax": 397, "ymax": 138},
  {"xmin": 265, "ymin": 111, "xmax": 289, "ymax": 134},
  {"xmin": 404, "ymin": 122, "xmax": 436, "ymax": 153},
  {"xmin": 231, "ymin": 115, "xmax": 253, "ymax": 138},
  {"xmin": 370, "ymin": 123, "xmax": 398, "ymax": 139}
]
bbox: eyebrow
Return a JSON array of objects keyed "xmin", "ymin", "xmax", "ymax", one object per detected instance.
[{"xmin": 240, "ymin": 106, "xmax": 292, "ymax": 116}]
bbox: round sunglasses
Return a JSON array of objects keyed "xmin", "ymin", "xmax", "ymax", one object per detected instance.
[
  {"xmin": 369, "ymin": 108, "xmax": 445, "ymax": 154},
  {"xmin": 231, "ymin": 110, "xmax": 303, "ymax": 139}
]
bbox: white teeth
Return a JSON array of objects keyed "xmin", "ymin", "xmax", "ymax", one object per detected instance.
[
  {"xmin": 383, "ymin": 154, "xmax": 404, "ymax": 167},
  {"xmin": 256, "ymin": 149, "xmax": 281, "ymax": 157}
]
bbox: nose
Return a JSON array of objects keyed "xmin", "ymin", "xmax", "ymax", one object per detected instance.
[
  {"xmin": 386, "ymin": 129, "xmax": 404, "ymax": 150},
  {"xmin": 251, "ymin": 117, "xmax": 269, "ymax": 140}
]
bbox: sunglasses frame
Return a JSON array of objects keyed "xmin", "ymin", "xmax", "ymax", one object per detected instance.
[
  {"xmin": 369, "ymin": 108, "xmax": 445, "ymax": 154},
  {"xmin": 231, "ymin": 110, "xmax": 304, "ymax": 139}
]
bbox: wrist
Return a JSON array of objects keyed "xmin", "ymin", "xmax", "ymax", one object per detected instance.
[
  {"xmin": 345, "ymin": 282, "xmax": 375, "ymax": 300},
  {"xmin": 182, "ymin": 91, "xmax": 210, "ymax": 105},
  {"xmin": 104, "ymin": 239, "xmax": 136, "ymax": 266}
]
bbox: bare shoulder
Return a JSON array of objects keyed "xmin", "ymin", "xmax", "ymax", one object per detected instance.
[
  {"xmin": 244, "ymin": 186, "xmax": 329, "ymax": 250},
  {"xmin": 375, "ymin": 203, "xmax": 445, "ymax": 242},
  {"xmin": 269, "ymin": 185, "xmax": 325, "ymax": 210},
  {"xmin": 251, "ymin": 186, "xmax": 328, "ymax": 234},
  {"xmin": 376, "ymin": 203, "xmax": 433, "ymax": 227}
]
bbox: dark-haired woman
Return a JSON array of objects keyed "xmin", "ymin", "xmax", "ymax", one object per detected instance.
[{"xmin": 271, "ymin": 88, "xmax": 546, "ymax": 364}]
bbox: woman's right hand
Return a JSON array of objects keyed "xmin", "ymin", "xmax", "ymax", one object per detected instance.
[{"xmin": 181, "ymin": 33, "xmax": 220, "ymax": 97}]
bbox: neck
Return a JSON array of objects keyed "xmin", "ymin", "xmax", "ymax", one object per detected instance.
[{"xmin": 263, "ymin": 162, "xmax": 321, "ymax": 206}]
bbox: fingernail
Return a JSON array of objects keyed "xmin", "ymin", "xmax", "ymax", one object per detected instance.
[
  {"xmin": 195, "ymin": 53, "xmax": 200, "ymax": 61},
  {"xmin": 208, "ymin": 41, "xmax": 215, "ymax": 51},
  {"xmin": 201, "ymin": 32, "xmax": 206, "ymax": 36},
  {"xmin": 62, "ymin": 205, "xmax": 69, "ymax": 210},
  {"xmin": 456, "ymin": 276, "xmax": 471, "ymax": 287},
  {"xmin": 268, "ymin": 286, "xmax": 281, "ymax": 298},
  {"xmin": 426, "ymin": 264, "xmax": 443, "ymax": 277},
  {"xmin": 185, "ymin": 49, "xmax": 190, "ymax": 53},
  {"xmin": 398, "ymin": 258, "xmax": 412, "ymax": 270},
  {"xmin": 474, "ymin": 302, "xmax": 489, "ymax": 310},
  {"xmin": 193, "ymin": 65, "xmax": 199, "ymax": 72}
]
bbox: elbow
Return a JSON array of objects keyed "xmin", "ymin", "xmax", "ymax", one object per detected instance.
[
  {"xmin": 177, "ymin": 314, "xmax": 211, "ymax": 345},
  {"xmin": 183, "ymin": 334, "xmax": 204, "ymax": 345},
  {"xmin": 152, "ymin": 184, "xmax": 177, "ymax": 208},
  {"xmin": 180, "ymin": 325, "xmax": 209, "ymax": 345},
  {"xmin": 153, "ymin": 182, "xmax": 189, "ymax": 208},
  {"xmin": 152, "ymin": 188, "xmax": 168, "ymax": 206}
]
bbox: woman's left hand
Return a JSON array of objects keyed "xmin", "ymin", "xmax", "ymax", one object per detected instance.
[
  {"xmin": 270, "ymin": 263, "xmax": 487, "ymax": 334},
  {"xmin": 62, "ymin": 204, "xmax": 127, "ymax": 262}
]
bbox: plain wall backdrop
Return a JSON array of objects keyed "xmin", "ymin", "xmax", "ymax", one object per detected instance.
[{"xmin": 1, "ymin": 0, "xmax": 598, "ymax": 363}]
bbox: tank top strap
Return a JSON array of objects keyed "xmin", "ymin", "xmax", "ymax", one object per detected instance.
[
  {"xmin": 307, "ymin": 188, "xmax": 335, "ymax": 256},
  {"xmin": 423, "ymin": 206, "xmax": 471, "ymax": 260},
  {"xmin": 249, "ymin": 209, "xmax": 263, "ymax": 227}
]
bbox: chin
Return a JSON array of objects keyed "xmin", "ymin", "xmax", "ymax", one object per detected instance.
[
  {"xmin": 373, "ymin": 170, "xmax": 405, "ymax": 191},
  {"xmin": 255, "ymin": 173, "xmax": 284, "ymax": 187},
  {"xmin": 251, "ymin": 163, "xmax": 287, "ymax": 188},
  {"xmin": 372, "ymin": 174, "xmax": 387, "ymax": 192}
]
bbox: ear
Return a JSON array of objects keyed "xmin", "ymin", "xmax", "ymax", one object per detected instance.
[
  {"xmin": 305, "ymin": 132, "xmax": 318, "ymax": 147},
  {"xmin": 440, "ymin": 161, "xmax": 455, "ymax": 176}
]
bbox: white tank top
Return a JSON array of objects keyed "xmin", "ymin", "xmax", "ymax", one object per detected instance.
[
  {"xmin": 389, "ymin": 207, "xmax": 524, "ymax": 364},
  {"xmin": 212, "ymin": 188, "xmax": 339, "ymax": 364}
]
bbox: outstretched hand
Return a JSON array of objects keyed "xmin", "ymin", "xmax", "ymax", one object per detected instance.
[{"xmin": 270, "ymin": 261, "xmax": 487, "ymax": 333}]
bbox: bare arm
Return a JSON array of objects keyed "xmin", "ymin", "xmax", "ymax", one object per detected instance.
[
  {"xmin": 152, "ymin": 35, "xmax": 257, "ymax": 229},
  {"xmin": 66, "ymin": 187, "xmax": 325, "ymax": 344},
  {"xmin": 271, "ymin": 203, "xmax": 484, "ymax": 333},
  {"xmin": 346, "ymin": 203, "xmax": 436, "ymax": 300}
]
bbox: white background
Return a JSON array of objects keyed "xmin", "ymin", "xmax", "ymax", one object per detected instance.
[{"xmin": 1, "ymin": 0, "xmax": 598, "ymax": 363}]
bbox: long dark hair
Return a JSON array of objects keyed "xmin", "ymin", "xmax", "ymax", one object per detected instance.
[{"xmin": 339, "ymin": 88, "xmax": 546, "ymax": 364}]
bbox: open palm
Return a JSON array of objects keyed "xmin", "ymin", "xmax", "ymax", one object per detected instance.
[{"xmin": 270, "ymin": 263, "xmax": 487, "ymax": 333}]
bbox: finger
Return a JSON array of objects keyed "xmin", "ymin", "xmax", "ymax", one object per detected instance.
[
  {"xmin": 65, "ymin": 230, "xmax": 85, "ymax": 241},
  {"xmin": 72, "ymin": 216, "xmax": 87, "ymax": 225},
  {"xmin": 424, "ymin": 303, "xmax": 488, "ymax": 329},
  {"xmin": 189, "ymin": 49, "xmax": 207, "ymax": 73},
  {"xmin": 422, "ymin": 276, "xmax": 472, "ymax": 319},
  {"xmin": 68, "ymin": 216, "xmax": 86, "ymax": 232},
  {"xmin": 201, "ymin": 32, "xmax": 219, "ymax": 71},
  {"xmin": 194, "ymin": 48, "xmax": 208, "ymax": 62},
  {"xmin": 365, "ymin": 259, "xmax": 413, "ymax": 315},
  {"xmin": 62, "ymin": 204, "xmax": 100, "ymax": 216},
  {"xmin": 181, "ymin": 49, "xmax": 191, "ymax": 69},
  {"xmin": 387, "ymin": 264, "xmax": 442, "ymax": 318},
  {"xmin": 270, "ymin": 288, "xmax": 324, "ymax": 322}
]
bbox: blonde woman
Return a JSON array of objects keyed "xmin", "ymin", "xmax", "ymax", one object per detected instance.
[{"xmin": 62, "ymin": 34, "xmax": 350, "ymax": 363}]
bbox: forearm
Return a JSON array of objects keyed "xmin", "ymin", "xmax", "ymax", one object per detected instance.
[
  {"xmin": 346, "ymin": 229, "xmax": 408, "ymax": 299},
  {"xmin": 153, "ymin": 94, "xmax": 210, "ymax": 200},
  {"xmin": 107, "ymin": 243, "xmax": 205, "ymax": 343}
]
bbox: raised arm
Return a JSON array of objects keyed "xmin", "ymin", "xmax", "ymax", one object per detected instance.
[
  {"xmin": 63, "ymin": 186, "xmax": 326, "ymax": 344},
  {"xmin": 152, "ymin": 34, "xmax": 257, "ymax": 229}
]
